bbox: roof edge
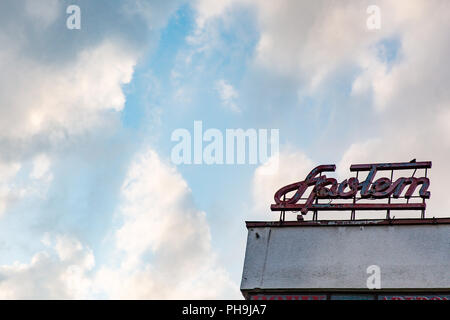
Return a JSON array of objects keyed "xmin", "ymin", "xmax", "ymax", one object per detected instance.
[{"xmin": 245, "ymin": 217, "xmax": 450, "ymax": 228}]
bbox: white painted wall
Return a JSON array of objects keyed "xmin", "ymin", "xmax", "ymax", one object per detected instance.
[{"xmin": 241, "ymin": 223, "xmax": 450, "ymax": 291}]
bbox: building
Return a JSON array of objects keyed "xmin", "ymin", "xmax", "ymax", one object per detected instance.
[
  {"xmin": 240, "ymin": 161, "xmax": 450, "ymax": 300},
  {"xmin": 240, "ymin": 218, "xmax": 450, "ymax": 300}
]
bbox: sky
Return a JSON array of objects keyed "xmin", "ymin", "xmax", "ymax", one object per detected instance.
[{"xmin": 0, "ymin": 0, "xmax": 449, "ymax": 299}]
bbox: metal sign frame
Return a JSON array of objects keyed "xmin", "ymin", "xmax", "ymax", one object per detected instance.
[{"xmin": 270, "ymin": 161, "xmax": 431, "ymax": 221}]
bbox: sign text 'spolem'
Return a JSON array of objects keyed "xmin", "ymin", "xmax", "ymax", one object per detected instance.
[{"xmin": 271, "ymin": 161, "xmax": 431, "ymax": 220}]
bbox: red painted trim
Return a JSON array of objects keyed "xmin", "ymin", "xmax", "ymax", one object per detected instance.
[{"xmin": 245, "ymin": 218, "xmax": 450, "ymax": 228}]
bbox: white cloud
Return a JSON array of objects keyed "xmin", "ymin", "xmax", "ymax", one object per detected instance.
[
  {"xmin": 0, "ymin": 41, "xmax": 138, "ymax": 140},
  {"xmin": 252, "ymin": 148, "xmax": 314, "ymax": 219},
  {"xmin": 24, "ymin": 0, "xmax": 60, "ymax": 28},
  {"xmin": 194, "ymin": 0, "xmax": 238, "ymax": 29},
  {"xmin": 215, "ymin": 79, "xmax": 240, "ymax": 113},
  {"xmin": 0, "ymin": 1, "xmax": 150, "ymax": 218},
  {"xmin": 197, "ymin": 0, "xmax": 450, "ymax": 220},
  {"xmin": 0, "ymin": 233, "xmax": 95, "ymax": 299},
  {"xmin": 0, "ymin": 148, "xmax": 239, "ymax": 299},
  {"xmin": 30, "ymin": 154, "xmax": 51, "ymax": 180},
  {"xmin": 337, "ymin": 135, "xmax": 450, "ymax": 219},
  {"xmin": 194, "ymin": 1, "xmax": 384, "ymax": 92},
  {"xmin": 194, "ymin": 0, "xmax": 450, "ymax": 109},
  {"xmin": 1, "ymin": 0, "xmax": 449, "ymax": 299},
  {"xmin": 0, "ymin": 155, "xmax": 52, "ymax": 217},
  {"xmin": 0, "ymin": 0, "xmax": 241, "ymax": 300},
  {"xmin": 0, "ymin": 161, "xmax": 21, "ymax": 216},
  {"xmin": 95, "ymin": 148, "xmax": 238, "ymax": 299}
]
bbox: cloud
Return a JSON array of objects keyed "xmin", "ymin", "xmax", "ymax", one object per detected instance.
[
  {"xmin": 193, "ymin": 0, "xmax": 450, "ymax": 110},
  {"xmin": 0, "ymin": 233, "xmax": 95, "ymax": 299},
  {"xmin": 194, "ymin": 0, "xmax": 238, "ymax": 29},
  {"xmin": 1, "ymin": 0, "xmax": 449, "ymax": 299},
  {"xmin": 0, "ymin": 1, "xmax": 235, "ymax": 299},
  {"xmin": 252, "ymin": 148, "xmax": 314, "ymax": 219},
  {"xmin": 197, "ymin": 0, "xmax": 450, "ymax": 220},
  {"xmin": 0, "ymin": 1, "xmax": 141, "ymax": 218},
  {"xmin": 337, "ymin": 136, "xmax": 450, "ymax": 219},
  {"xmin": 0, "ymin": 0, "xmax": 183, "ymax": 217},
  {"xmin": 215, "ymin": 79, "xmax": 240, "ymax": 113},
  {"xmin": 0, "ymin": 38, "xmax": 136, "ymax": 217},
  {"xmin": 95, "ymin": 148, "xmax": 238, "ymax": 299},
  {"xmin": 24, "ymin": 0, "xmax": 60, "ymax": 28},
  {"xmin": 30, "ymin": 154, "xmax": 51, "ymax": 180},
  {"xmin": 194, "ymin": 1, "xmax": 381, "ymax": 91},
  {"xmin": 0, "ymin": 0, "xmax": 182, "ymax": 140},
  {"xmin": 0, "ymin": 161, "xmax": 22, "ymax": 216},
  {"xmin": 0, "ymin": 40, "xmax": 138, "ymax": 141},
  {"xmin": 0, "ymin": 148, "xmax": 238, "ymax": 299},
  {"xmin": 0, "ymin": 153, "xmax": 53, "ymax": 217}
]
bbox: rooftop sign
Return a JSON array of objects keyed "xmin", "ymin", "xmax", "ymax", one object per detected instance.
[{"xmin": 271, "ymin": 161, "xmax": 431, "ymax": 220}]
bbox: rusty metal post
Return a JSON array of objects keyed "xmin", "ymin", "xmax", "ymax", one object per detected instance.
[
  {"xmin": 351, "ymin": 172, "xmax": 358, "ymax": 220},
  {"xmin": 421, "ymin": 168, "xmax": 428, "ymax": 219},
  {"xmin": 280, "ymin": 194, "xmax": 286, "ymax": 222},
  {"xmin": 386, "ymin": 169, "xmax": 393, "ymax": 220}
]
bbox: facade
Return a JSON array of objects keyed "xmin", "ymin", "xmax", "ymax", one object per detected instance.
[{"xmin": 240, "ymin": 218, "xmax": 450, "ymax": 300}]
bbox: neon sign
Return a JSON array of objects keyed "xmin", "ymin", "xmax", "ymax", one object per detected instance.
[{"xmin": 271, "ymin": 161, "xmax": 431, "ymax": 219}]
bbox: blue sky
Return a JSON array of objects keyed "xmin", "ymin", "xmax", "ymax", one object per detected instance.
[{"xmin": 0, "ymin": 0, "xmax": 449, "ymax": 299}]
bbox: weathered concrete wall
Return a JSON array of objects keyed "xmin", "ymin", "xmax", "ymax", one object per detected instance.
[{"xmin": 241, "ymin": 222, "xmax": 450, "ymax": 291}]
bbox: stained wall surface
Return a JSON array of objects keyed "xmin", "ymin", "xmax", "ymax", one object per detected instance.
[{"xmin": 241, "ymin": 221, "xmax": 450, "ymax": 292}]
